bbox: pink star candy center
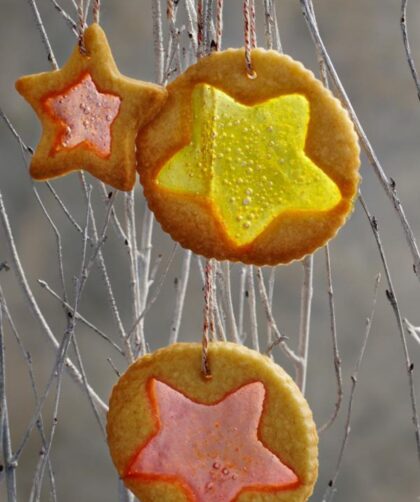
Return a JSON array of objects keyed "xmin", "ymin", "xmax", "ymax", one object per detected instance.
[
  {"xmin": 44, "ymin": 73, "xmax": 121, "ymax": 158},
  {"xmin": 126, "ymin": 379, "xmax": 299, "ymax": 502}
]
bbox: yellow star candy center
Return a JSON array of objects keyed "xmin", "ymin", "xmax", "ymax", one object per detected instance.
[{"xmin": 157, "ymin": 84, "xmax": 342, "ymax": 246}]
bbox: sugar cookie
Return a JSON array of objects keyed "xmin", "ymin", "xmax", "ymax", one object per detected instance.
[
  {"xmin": 16, "ymin": 24, "xmax": 167, "ymax": 191},
  {"xmin": 137, "ymin": 49, "xmax": 360, "ymax": 264},
  {"xmin": 107, "ymin": 342, "xmax": 318, "ymax": 502}
]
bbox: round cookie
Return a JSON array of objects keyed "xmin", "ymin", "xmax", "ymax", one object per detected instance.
[
  {"xmin": 107, "ymin": 342, "xmax": 318, "ymax": 502},
  {"xmin": 137, "ymin": 49, "xmax": 360, "ymax": 265}
]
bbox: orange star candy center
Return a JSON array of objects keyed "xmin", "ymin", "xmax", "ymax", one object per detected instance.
[
  {"xmin": 126, "ymin": 379, "xmax": 299, "ymax": 501},
  {"xmin": 43, "ymin": 73, "xmax": 121, "ymax": 158}
]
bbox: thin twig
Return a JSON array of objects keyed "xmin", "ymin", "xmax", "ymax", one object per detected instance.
[
  {"xmin": 318, "ymin": 245, "xmax": 343, "ymax": 433},
  {"xmin": 400, "ymin": 0, "xmax": 420, "ymax": 101},
  {"xmin": 0, "ymin": 303, "xmax": 20, "ymax": 502},
  {"xmin": 263, "ymin": 0, "xmax": 274, "ymax": 50},
  {"xmin": 11, "ymin": 188, "xmax": 108, "ymax": 465},
  {"xmin": 359, "ymin": 193, "xmax": 420, "ymax": 462},
  {"xmin": 49, "ymin": 0, "xmax": 78, "ymax": 34},
  {"xmin": 38, "ymin": 280, "xmax": 123, "ymax": 354},
  {"xmin": 404, "ymin": 319, "xmax": 420, "ymax": 345},
  {"xmin": 295, "ymin": 255, "xmax": 314, "ymax": 394},
  {"xmin": 256, "ymin": 268, "xmax": 302, "ymax": 366},
  {"xmin": 0, "ymin": 292, "xmax": 56, "ymax": 500},
  {"xmin": 238, "ymin": 266, "xmax": 247, "ymax": 342},
  {"xmin": 271, "ymin": 1, "xmax": 283, "ymax": 53},
  {"xmin": 301, "ymin": 0, "xmax": 420, "ymax": 281},
  {"xmin": 135, "ymin": 206, "xmax": 155, "ymax": 357},
  {"xmin": 247, "ymin": 266, "xmax": 259, "ymax": 351},
  {"xmin": 322, "ymin": 274, "xmax": 381, "ymax": 502},
  {"xmin": 27, "ymin": 0, "xmax": 58, "ymax": 69},
  {"xmin": 0, "ymin": 107, "xmax": 34, "ymax": 155},
  {"xmin": 0, "ymin": 191, "xmax": 107, "ymax": 413},
  {"xmin": 152, "ymin": 0, "xmax": 165, "ymax": 84},
  {"xmin": 212, "ymin": 262, "xmax": 227, "ymax": 342},
  {"xmin": 125, "ymin": 192, "xmax": 142, "ymax": 351},
  {"xmin": 78, "ymin": 174, "xmax": 132, "ymax": 362},
  {"xmin": 127, "ymin": 243, "xmax": 178, "ymax": 340},
  {"xmin": 185, "ymin": 0, "xmax": 199, "ymax": 55},
  {"xmin": 2, "ymin": 403, "xmax": 17, "ymax": 502},
  {"xmin": 30, "ymin": 188, "xmax": 107, "ymax": 498},
  {"xmin": 32, "ymin": 189, "xmax": 68, "ymax": 304},
  {"xmin": 169, "ymin": 250, "xmax": 192, "ymax": 344},
  {"xmin": 220, "ymin": 262, "xmax": 239, "ymax": 343},
  {"xmin": 266, "ymin": 267, "xmax": 276, "ymax": 348}
]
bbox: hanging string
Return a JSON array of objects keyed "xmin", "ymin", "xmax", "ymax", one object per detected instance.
[
  {"xmin": 215, "ymin": 0, "xmax": 224, "ymax": 51},
  {"xmin": 167, "ymin": 0, "xmax": 177, "ymax": 42},
  {"xmin": 77, "ymin": 0, "xmax": 86, "ymax": 54},
  {"xmin": 202, "ymin": 259, "xmax": 214, "ymax": 378},
  {"xmin": 93, "ymin": 0, "xmax": 101, "ymax": 24},
  {"xmin": 197, "ymin": 0, "xmax": 204, "ymax": 59},
  {"xmin": 243, "ymin": 0, "xmax": 257, "ymax": 78},
  {"xmin": 250, "ymin": 0, "xmax": 257, "ymax": 49},
  {"xmin": 167, "ymin": 0, "xmax": 174, "ymax": 24}
]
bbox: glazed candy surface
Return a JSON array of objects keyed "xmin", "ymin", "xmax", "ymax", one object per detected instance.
[
  {"xmin": 157, "ymin": 84, "xmax": 342, "ymax": 246},
  {"xmin": 44, "ymin": 73, "xmax": 121, "ymax": 157},
  {"xmin": 127, "ymin": 379, "xmax": 298, "ymax": 501}
]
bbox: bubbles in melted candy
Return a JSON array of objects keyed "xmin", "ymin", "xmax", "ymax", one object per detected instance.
[
  {"xmin": 128, "ymin": 380, "xmax": 299, "ymax": 502},
  {"xmin": 45, "ymin": 73, "xmax": 121, "ymax": 157},
  {"xmin": 157, "ymin": 84, "xmax": 342, "ymax": 246}
]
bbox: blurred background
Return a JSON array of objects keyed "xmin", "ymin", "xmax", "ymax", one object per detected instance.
[{"xmin": 1, "ymin": 0, "xmax": 420, "ymax": 500}]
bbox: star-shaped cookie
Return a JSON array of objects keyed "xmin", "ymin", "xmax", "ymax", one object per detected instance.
[
  {"xmin": 127, "ymin": 379, "xmax": 299, "ymax": 501},
  {"xmin": 16, "ymin": 24, "xmax": 167, "ymax": 191},
  {"xmin": 137, "ymin": 49, "xmax": 360, "ymax": 264}
]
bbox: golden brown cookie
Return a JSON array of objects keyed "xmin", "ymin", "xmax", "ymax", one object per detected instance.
[
  {"xmin": 107, "ymin": 342, "xmax": 318, "ymax": 502},
  {"xmin": 16, "ymin": 23, "xmax": 167, "ymax": 191},
  {"xmin": 137, "ymin": 49, "xmax": 360, "ymax": 264}
]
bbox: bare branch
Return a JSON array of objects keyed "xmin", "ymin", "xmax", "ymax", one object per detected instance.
[
  {"xmin": 256, "ymin": 267, "xmax": 302, "ymax": 366},
  {"xmin": 318, "ymin": 245, "xmax": 343, "ymax": 434},
  {"xmin": 359, "ymin": 193, "xmax": 420, "ymax": 462},
  {"xmin": 0, "ymin": 107, "xmax": 33, "ymax": 155},
  {"xmin": 400, "ymin": 0, "xmax": 420, "ymax": 101},
  {"xmin": 404, "ymin": 318, "xmax": 420, "ymax": 345},
  {"xmin": 127, "ymin": 243, "xmax": 178, "ymax": 340},
  {"xmin": 26, "ymin": 0, "xmax": 58, "ymax": 69},
  {"xmin": 0, "ymin": 190, "xmax": 107, "ymax": 413},
  {"xmin": 78, "ymin": 174, "xmax": 132, "ymax": 362},
  {"xmin": 125, "ymin": 192, "xmax": 143, "ymax": 351},
  {"xmin": 219, "ymin": 262, "xmax": 239, "ymax": 343},
  {"xmin": 48, "ymin": 0, "xmax": 78, "ymax": 34},
  {"xmin": 301, "ymin": 0, "xmax": 420, "ymax": 280},
  {"xmin": 169, "ymin": 250, "xmax": 192, "ymax": 344},
  {"xmin": 238, "ymin": 265, "xmax": 247, "ymax": 342},
  {"xmin": 152, "ymin": 0, "xmax": 165, "ymax": 84},
  {"xmin": 38, "ymin": 279, "xmax": 124, "ymax": 354},
  {"xmin": 0, "ymin": 292, "xmax": 56, "ymax": 500},
  {"xmin": 322, "ymin": 274, "xmax": 381, "ymax": 502},
  {"xmin": 246, "ymin": 266, "xmax": 259, "ymax": 351},
  {"xmin": 295, "ymin": 255, "xmax": 314, "ymax": 394}
]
